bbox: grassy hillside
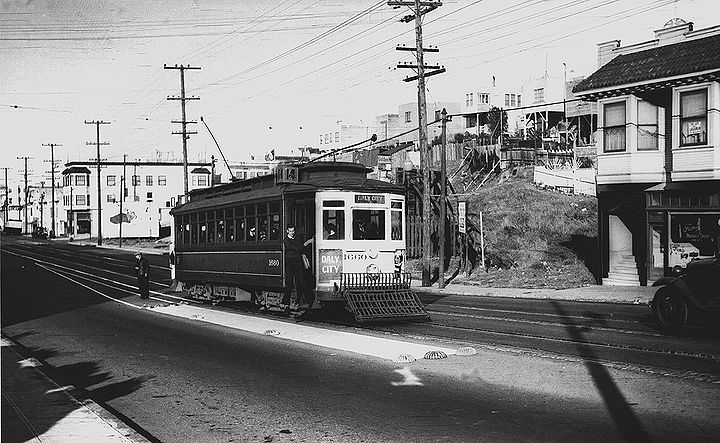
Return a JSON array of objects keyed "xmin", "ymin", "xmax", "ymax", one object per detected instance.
[{"xmin": 413, "ymin": 166, "xmax": 599, "ymax": 289}]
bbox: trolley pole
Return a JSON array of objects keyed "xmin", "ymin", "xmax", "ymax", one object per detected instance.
[
  {"xmin": 389, "ymin": 0, "xmax": 444, "ymax": 287},
  {"xmin": 85, "ymin": 120, "xmax": 110, "ymax": 245},
  {"xmin": 42, "ymin": 143, "xmax": 61, "ymax": 237},
  {"xmin": 165, "ymin": 64, "xmax": 200, "ymax": 197},
  {"xmin": 438, "ymin": 108, "xmax": 447, "ymax": 289}
]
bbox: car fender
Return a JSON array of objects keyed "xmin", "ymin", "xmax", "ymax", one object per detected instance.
[
  {"xmin": 652, "ymin": 277, "xmax": 679, "ymax": 287},
  {"xmin": 654, "ymin": 278, "xmax": 707, "ymax": 312}
]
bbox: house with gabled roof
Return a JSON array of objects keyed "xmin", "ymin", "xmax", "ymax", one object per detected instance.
[{"xmin": 573, "ymin": 18, "xmax": 720, "ymax": 286}]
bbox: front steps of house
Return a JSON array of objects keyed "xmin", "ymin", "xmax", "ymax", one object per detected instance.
[{"xmin": 604, "ymin": 254, "xmax": 640, "ymax": 286}]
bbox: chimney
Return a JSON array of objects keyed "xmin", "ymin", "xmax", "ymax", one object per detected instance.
[
  {"xmin": 597, "ymin": 40, "xmax": 621, "ymax": 68},
  {"xmin": 654, "ymin": 18, "xmax": 693, "ymax": 45}
]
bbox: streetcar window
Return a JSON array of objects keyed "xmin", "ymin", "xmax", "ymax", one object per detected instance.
[
  {"xmin": 270, "ymin": 213, "xmax": 281, "ymax": 241},
  {"xmin": 257, "ymin": 203, "xmax": 267, "ymax": 215},
  {"xmin": 225, "ymin": 209, "xmax": 234, "ymax": 242},
  {"xmin": 235, "ymin": 216, "xmax": 245, "ymax": 242},
  {"xmin": 323, "ymin": 210, "xmax": 344, "ymax": 240},
  {"xmin": 391, "ymin": 211, "xmax": 403, "ymax": 241},
  {"xmin": 216, "ymin": 219, "xmax": 225, "ymax": 243},
  {"xmin": 199, "ymin": 222, "xmax": 207, "ymax": 243},
  {"xmin": 257, "ymin": 215, "xmax": 268, "ymax": 242},
  {"xmin": 391, "ymin": 201, "xmax": 402, "ymax": 209},
  {"xmin": 190, "ymin": 216, "xmax": 198, "ymax": 244},
  {"xmin": 323, "ymin": 200, "xmax": 344, "ymax": 207},
  {"xmin": 352, "ymin": 210, "xmax": 385, "ymax": 240},
  {"xmin": 246, "ymin": 216, "xmax": 256, "ymax": 242},
  {"xmin": 234, "ymin": 207, "xmax": 244, "ymax": 242},
  {"xmin": 175, "ymin": 220, "xmax": 182, "ymax": 245},
  {"xmin": 207, "ymin": 211, "xmax": 215, "ymax": 244},
  {"xmin": 184, "ymin": 223, "xmax": 190, "ymax": 244}
]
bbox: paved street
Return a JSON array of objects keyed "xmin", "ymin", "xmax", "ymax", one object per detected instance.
[{"xmin": 2, "ymin": 236, "xmax": 720, "ymax": 442}]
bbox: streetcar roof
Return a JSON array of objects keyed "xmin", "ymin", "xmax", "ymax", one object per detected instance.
[{"xmin": 171, "ymin": 177, "xmax": 403, "ymax": 215}]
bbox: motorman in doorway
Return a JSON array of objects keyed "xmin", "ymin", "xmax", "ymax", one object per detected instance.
[{"xmin": 281, "ymin": 224, "xmax": 314, "ymax": 315}]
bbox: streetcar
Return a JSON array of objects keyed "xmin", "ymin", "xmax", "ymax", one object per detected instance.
[{"xmin": 169, "ymin": 161, "xmax": 429, "ymax": 322}]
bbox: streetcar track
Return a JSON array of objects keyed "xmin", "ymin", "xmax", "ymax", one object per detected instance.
[
  {"xmin": 421, "ymin": 321, "xmax": 720, "ymax": 362},
  {"xmin": 3, "ymin": 245, "xmax": 170, "ymax": 287},
  {"xmin": 428, "ymin": 302, "xmax": 646, "ymax": 324},
  {"xmin": 426, "ymin": 309, "xmax": 672, "ymax": 338}
]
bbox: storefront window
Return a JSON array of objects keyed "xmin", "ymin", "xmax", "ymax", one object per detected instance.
[{"xmin": 668, "ymin": 213, "xmax": 720, "ymax": 268}]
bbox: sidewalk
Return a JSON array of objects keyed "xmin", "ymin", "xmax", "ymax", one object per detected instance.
[
  {"xmin": 413, "ymin": 280, "xmax": 656, "ymax": 305},
  {"xmin": 1, "ymin": 337, "xmax": 149, "ymax": 443}
]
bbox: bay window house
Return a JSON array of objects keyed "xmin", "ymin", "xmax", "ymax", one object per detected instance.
[{"xmin": 573, "ymin": 19, "xmax": 720, "ymax": 286}]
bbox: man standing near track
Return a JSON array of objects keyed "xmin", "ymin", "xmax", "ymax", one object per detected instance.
[{"xmin": 134, "ymin": 252, "xmax": 150, "ymax": 299}]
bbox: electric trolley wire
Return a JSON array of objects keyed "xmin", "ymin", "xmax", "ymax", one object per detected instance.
[{"xmin": 203, "ymin": 1, "xmax": 387, "ymax": 89}]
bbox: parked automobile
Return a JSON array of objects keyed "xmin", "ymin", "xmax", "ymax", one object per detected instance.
[
  {"xmin": 650, "ymin": 254, "xmax": 720, "ymax": 331},
  {"xmin": 31, "ymin": 226, "xmax": 48, "ymax": 239},
  {"xmin": 2, "ymin": 220, "xmax": 22, "ymax": 235}
]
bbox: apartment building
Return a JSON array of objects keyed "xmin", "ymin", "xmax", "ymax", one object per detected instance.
[{"xmin": 62, "ymin": 160, "xmax": 212, "ymax": 239}]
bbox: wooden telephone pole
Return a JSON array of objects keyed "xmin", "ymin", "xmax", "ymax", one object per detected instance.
[
  {"xmin": 42, "ymin": 143, "xmax": 61, "ymax": 237},
  {"xmin": 17, "ymin": 156, "xmax": 32, "ymax": 234},
  {"xmin": 165, "ymin": 64, "xmax": 200, "ymax": 197},
  {"xmin": 388, "ymin": 0, "xmax": 444, "ymax": 287},
  {"xmin": 85, "ymin": 120, "xmax": 110, "ymax": 245}
]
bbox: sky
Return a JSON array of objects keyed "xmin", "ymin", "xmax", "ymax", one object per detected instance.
[{"xmin": 2, "ymin": 0, "xmax": 719, "ymax": 185}]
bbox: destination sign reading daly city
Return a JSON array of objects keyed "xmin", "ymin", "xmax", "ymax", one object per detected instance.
[{"xmin": 355, "ymin": 194, "xmax": 385, "ymax": 204}]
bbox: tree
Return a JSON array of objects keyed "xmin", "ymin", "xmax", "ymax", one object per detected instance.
[{"xmin": 486, "ymin": 106, "xmax": 507, "ymax": 144}]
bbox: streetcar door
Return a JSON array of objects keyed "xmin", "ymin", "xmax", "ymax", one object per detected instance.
[{"xmin": 285, "ymin": 194, "xmax": 316, "ymax": 282}]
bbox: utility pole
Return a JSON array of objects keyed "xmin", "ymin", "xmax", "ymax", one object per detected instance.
[
  {"xmin": 1, "ymin": 167, "xmax": 9, "ymax": 227},
  {"xmin": 165, "ymin": 64, "xmax": 200, "ymax": 197},
  {"xmin": 85, "ymin": 120, "xmax": 110, "ymax": 245},
  {"xmin": 389, "ymin": 0, "xmax": 444, "ymax": 287},
  {"xmin": 42, "ymin": 143, "xmax": 61, "ymax": 237},
  {"xmin": 120, "ymin": 154, "xmax": 126, "ymax": 248},
  {"xmin": 439, "ymin": 108, "xmax": 448, "ymax": 289},
  {"xmin": 17, "ymin": 156, "xmax": 31, "ymax": 234}
]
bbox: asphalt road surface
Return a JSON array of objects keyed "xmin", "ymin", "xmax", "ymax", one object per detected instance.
[{"xmin": 2, "ymin": 236, "xmax": 719, "ymax": 442}]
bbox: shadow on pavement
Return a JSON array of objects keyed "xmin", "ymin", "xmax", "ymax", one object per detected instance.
[
  {"xmin": 1, "ymin": 340, "xmax": 153, "ymax": 443},
  {"xmin": 552, "ymin": 301, "xmax": 652, "ymax": 443}
]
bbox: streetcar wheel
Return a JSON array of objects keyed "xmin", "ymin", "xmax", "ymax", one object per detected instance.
[{"xmin": 652, "ymin": 288, "xmax": 688, "ymax": 332}]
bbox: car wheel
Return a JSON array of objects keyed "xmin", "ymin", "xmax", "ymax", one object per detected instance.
[{"xmin": 652, "ymin": 287, "xmax": 688, "ymax": 332}]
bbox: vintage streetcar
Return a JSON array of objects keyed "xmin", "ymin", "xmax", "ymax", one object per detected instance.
[{"xmin": 169, "ymin": 161, "xmax": 429, "ymax": 323}]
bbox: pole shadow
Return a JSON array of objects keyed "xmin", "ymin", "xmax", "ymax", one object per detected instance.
[{"xmin": 551, "ymin": 301, "xmax": 652, "ymax": 443}]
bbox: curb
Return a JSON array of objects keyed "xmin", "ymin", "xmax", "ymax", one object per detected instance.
[{"xmin": 1, "ymin": 336, "xmax": 152, "ymax": 443}]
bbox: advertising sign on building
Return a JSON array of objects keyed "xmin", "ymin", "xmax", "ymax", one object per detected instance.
[
  {"xmin": 458, "ymin": 201, "xmax": 466, "ymax": 234},
  {"xmin": 106, "ymin": 201, "xmax": 158, "ymax": 238}
]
